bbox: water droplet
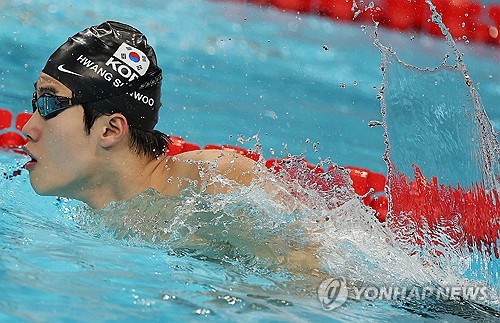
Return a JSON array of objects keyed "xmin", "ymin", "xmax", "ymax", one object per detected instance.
[
  {"xmin": 313, "ymin": 142, "xmax": 320, "ymax": 152},
  {"xmin": 368, "ymin": 120, "xmax": 384, "ymax": 127},
  {"xmin": 339, "ymin": 83, "xmax": 346, "ymax": 88},
  {"xmin": 195, "ymin": 308, "xmax": 211, "ymax": 315},
  {"xmin": 264, "ymin": 110, "xmax": 278, "ymax": 120},
  {"xmin": 162, "ymin": 294, "xmax": 177, "ymax": 300},
  {"xmin": 323, "ymin": 44, "xmax": 329, "ymax": 51},
  {"xmin": 353, "ymin": 80, "xmax": 358, "ymax": 86}
]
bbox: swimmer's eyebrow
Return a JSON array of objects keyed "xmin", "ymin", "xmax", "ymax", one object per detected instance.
[{"xmin": 33, "ymin": 82, "xmax": 58, "ymax": 96}]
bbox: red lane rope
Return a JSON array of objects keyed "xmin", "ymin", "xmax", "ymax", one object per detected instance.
[
  {"xmin": 0, "ymin": 109, "xmax": 30, "ymax": 149},
  {"xmin": 390, "ymin": 166, "xmax": 500, "ymax": 257},
  {"xmin": 222, "ymin": 0, "xmax": 500, "ymax": 46}
]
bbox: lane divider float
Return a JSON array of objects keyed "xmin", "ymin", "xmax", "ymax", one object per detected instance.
[
  {"xmin": 0, "ymin": 109, "xmax": 30, "ymax": 149},
  {"xmin": 390, "ymin": 166, "xmax": 499, "ymax": 257},
  {"xmin": 233, "ymin": 0, "xmax": 500, "ymax": 46}
]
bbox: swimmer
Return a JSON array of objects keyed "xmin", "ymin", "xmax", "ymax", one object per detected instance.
[
  {"xmin": 21, "ymin": 23, "xmax": 500, "ymax": 316},
  {"xmin": 21, "ymin": 21, "xmax": 326, "ymax": 283},
  {"xmin": 22, "ymin": 21, "xmax": 260, "ymax": 210}
]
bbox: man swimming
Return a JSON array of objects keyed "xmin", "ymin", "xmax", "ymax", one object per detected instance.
[
  {"xmin": 19, "ymin": 23, "xmax": 500, "ymax": 318},
  {"xmin": 22, "ymin": 21, "xmax": 260, "ymax": 210},
  {"xmin": 21, "ymin": 21, "xmax": 325, "ymax": 281}
]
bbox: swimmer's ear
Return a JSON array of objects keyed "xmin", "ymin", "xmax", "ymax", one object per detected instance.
[{"xmin": 99, "ymin": 113, "xmax": 129, "ymax": 148}]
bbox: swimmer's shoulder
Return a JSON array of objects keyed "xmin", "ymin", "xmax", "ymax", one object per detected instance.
[
  {"xmin": 166, "ymin": 149, "xmax": 261, "ymax": 188},
  {"xmin": 171, "ymin": 149, "xmax": 253, "ymax": 163}
]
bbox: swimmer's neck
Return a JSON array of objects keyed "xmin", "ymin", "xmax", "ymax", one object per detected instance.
[
  {"xmin": 78, "ymin": 155, "xmax": 170, "ymax": 210},
  {"xmin": 75, "ymin": 148, "xmax": 260, "ymax": 210}
]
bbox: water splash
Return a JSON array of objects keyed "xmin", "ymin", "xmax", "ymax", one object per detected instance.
[
  {"xmin": 372, "ymin": 0, "xmax": 500, "ymax": 300},
  {"xmin": 71, "ymin": 173, "xmax": 336, "ymax": 292},
  {"xmin": 67, "ymin": 151, "xmax": 442, "ymax": 295}
]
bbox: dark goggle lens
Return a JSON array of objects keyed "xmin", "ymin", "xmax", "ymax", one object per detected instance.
[{"xmin": 32, "ymin": 93, "xmax": 72, "ymax": 119}]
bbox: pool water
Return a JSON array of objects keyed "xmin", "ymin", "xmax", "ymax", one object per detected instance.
[{"xmin": 0, "ymin": 0, "xmax": 499, "ymax": 321}]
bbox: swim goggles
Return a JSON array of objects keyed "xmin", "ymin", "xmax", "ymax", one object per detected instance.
[
  {"xmin": 31, "ymin": 67, "xmax": 162, "ymax": 121},
  {"xmin": 32, "ymin": 92, "xmax": 80, "ymax": 120}
]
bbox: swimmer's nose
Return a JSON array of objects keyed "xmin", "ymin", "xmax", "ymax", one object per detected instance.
[{"xmin": 21, "ymin": 112, "xmax": 41, "ymax": 142}]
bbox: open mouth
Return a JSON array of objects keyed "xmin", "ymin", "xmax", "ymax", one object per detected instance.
[
  {"xmin": 22, "ymin": 148, "xmax": 38, "ymax": 171},
  {"xmin": 24, "ymin": 157, "xmax": 37, "ymax": 171}
]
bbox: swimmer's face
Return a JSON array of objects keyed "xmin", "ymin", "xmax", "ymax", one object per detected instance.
[{"xmin": 22, "ymin": 73, "xmax": 98, "ymax": 198}]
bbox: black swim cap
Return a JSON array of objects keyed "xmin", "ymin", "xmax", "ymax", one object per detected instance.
[{"xmin": 42, "ymin": 21, "xmax": 162, "ymax": 131}]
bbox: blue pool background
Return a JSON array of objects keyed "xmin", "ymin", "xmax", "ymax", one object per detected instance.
[
  {"xmin": 2, "ymin": 0, "xmax": 498, "ymax": 172},
  {"xmin": 0, "ymin": 0, "xmax": 499, "ymax": 321}
]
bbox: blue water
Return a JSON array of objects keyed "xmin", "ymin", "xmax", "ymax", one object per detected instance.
[{"xmin": 0, "ymin": 0, "xmax": 499, "ymax": 321}]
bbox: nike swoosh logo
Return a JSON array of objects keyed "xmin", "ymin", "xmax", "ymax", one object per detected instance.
[{"xmin": 57, "ymin": 64, "xmax": 83, "ymax": 77}]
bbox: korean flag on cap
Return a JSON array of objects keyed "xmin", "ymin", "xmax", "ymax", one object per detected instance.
[{"xmin": 113, "ymin": 42, "xmax": 150, "ymax": 76}]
